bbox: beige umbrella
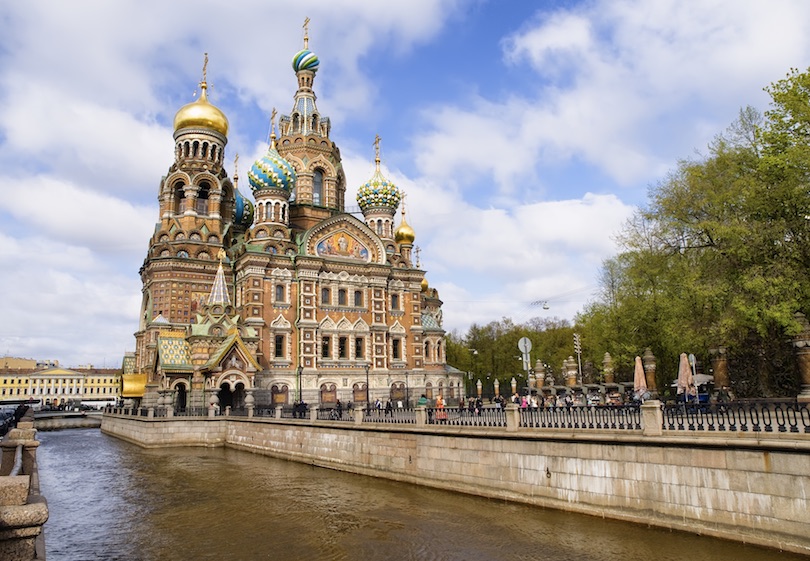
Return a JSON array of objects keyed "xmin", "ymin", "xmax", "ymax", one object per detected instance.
[
  {"xmin": 633, "ymin": 356, "xmax": 647, "ymax": 400},
  {"xmin": 676, "ymin": 352, "xmax": 695, "ymax": 401}
]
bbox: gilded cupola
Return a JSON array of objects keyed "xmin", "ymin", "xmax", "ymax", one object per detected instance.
[{"xmin": 173, "ymin": 53, "xmax": 229, "ymax": 137}]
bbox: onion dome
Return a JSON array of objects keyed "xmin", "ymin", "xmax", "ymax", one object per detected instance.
[
  {"xmin": 357, "ymin": 136, "xmax": 401, "ymax": 211},
  {"xmin": 395, "ymin": 209, "xmax": 415, "ymax": 244},
  {"xmin": 248, "ymin": 135, "xmax": 296, "ymax": 193},
  {"xmin": 233, "ymin": 188, "xmax": 254, "ymax": 227},
  {"xmin": 292, "ymin": 49, "xmax": 320, "ymax": 73},
  {"xmin": 174, "ymin": 54, "xmax": 228, "ymax": 136},
  {"xmin": 421, "ymin": 277, "xmax": 429, "ymax": 292}
]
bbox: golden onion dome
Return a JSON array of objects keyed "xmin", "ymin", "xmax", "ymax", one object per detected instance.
[
  {"xmin": 173, "ymin": 81, "xmax": 229, "ymax": 136},
  {"xmin": 421, "ymin": 277, "xmax": 429, "ymax": 292},
  {"xmin": 394, "ymin": 206, "xmax": 415, "ymax": 244}
]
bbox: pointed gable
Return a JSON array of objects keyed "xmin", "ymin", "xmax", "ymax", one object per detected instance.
[
  {"xmin": 301, "ymin": 214, "xmax": 387, "ymax": 265},
  {"xmin": 203, "ymin": 327, "xmax": 261, "ymax": 372}
]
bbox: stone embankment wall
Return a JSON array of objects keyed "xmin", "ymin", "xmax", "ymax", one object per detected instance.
[
  {"xmin": 101, "ymin": 412, "xmax": 810, "ymax": 557},
  {"xmin": 0, "ymin": 410, "xmax": 48, "ymax": 561}
]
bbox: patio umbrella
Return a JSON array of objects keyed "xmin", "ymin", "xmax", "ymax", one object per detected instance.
[
  {"xmin": 676, "ymin": 352, "xmax": 695, "ymax": 402},
  {"xmin": 633, "ymin": 356, "xmax": 647, "ymax": 400}
]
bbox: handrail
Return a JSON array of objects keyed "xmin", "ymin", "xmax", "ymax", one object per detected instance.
[{"xmin": 9, "ymin": 444, "xmax": 23, "ymax": 476}]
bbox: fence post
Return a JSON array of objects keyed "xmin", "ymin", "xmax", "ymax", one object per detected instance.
[
  {"xmin": 641, "ymin": 400, "xmax": 663, "ymax": 436},
  {"xmin": 505, "ymin": 403, "xmax": 519, "ymax": 432},
  {"xmin": 354, "ymin": 404, "xmax": 364, "ymax": 425},
  {"xmin": 415, "ymin": 406, "xmax": 426, "ymax": 427},
  {"xmin": 310, "ymin": 406, "xmax": 318, "ymax": 421},
  {"xmin": 275, "ymin": 405, "xmax": 282, "ymax": 419}
]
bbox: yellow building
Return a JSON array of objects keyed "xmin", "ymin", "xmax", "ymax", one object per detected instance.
[
  {"xmin": 0, "ymin": 367, "xmax": 120, "ymax": 409},
  {"xmin": 123, "ymin": 31, "xmax": 459, "ymax": 411}
]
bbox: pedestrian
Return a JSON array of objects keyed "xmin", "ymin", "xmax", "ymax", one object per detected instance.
[{"xmin": 385, "ymin": 399, "xmax": 393, "ymax": 416}]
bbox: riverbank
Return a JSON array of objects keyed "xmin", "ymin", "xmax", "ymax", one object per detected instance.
[{"xmin": 101, "ymin": 406, "xmax": 810, "ymax": 557}]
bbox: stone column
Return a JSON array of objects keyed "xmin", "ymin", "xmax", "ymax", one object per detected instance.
[
  {"xmin": 207, "ymin": 389, "xmax": 220, "ymax": 418},
  {"xmin": 602, "ymin": 352, "xmax": 614, "ymax": 384},
  {"xmin": 493, "ymin": 378, "xmax": 500, "ymax": 398},
  {"xmin": 505, "ymin": 403, "xmax": 519, "ymax": 432},
  {"xmin": 245, "ymin": 390, "xmax": 255, "ymax": 418},
  {"xmin": 565, "ymin": 357, "xmax": 577, "ymax": 387},
  {"xmin": 510, "ymin": 377, "xmax": 517, "ymax": 396},
  {"xmin": 476, "ymin": 379, "xmax": 482, "ymax": 398},
  {"xmin": 535, "ymin": 361, "xmax": 546, "ymax": 388},
  {"xmin": 792, "ymin": 312, "xmax": 810, "ymax": 403},
  {"xmin": 640, "ymin": 400, "xmax": 663, "ymax": 436},
  {"xmin": 642, "ymin": 348, "xmax": 657, "ymax": 396}
]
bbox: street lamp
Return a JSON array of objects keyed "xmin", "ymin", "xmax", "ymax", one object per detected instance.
[
  {"xmin": 364, "ymin": 363, "xmax": 370, "ymax": 412},
  {"xmin": 405, "ymin": 371, "xmax": 410, "ymax": 408}
]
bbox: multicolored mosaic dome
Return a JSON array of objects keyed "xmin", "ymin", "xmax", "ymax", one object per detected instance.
[
  {"xmin": 248, "ymin": 144, "xmax": 296, "ymax": 193},
  {"xmin": 234, "ymin": 187, "xmax": 254, "ymax": 227},
  {"xmin": 292, "ymin": 49, "xmax": 320, "ymax": 73},
  {"xmin": 357, "ymin": 168, "xmax": 401, "ymax": 211}
]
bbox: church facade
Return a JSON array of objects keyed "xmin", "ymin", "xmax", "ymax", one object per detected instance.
[{"xmin": 122, "ymin": 34, "xmax": 458, "ymax": 411}]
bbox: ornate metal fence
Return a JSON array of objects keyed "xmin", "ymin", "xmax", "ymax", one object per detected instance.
[
  {"xmin": 520, "ymin": 405, "xmax": 642, "ymax": 430},
  {"xmin": 427, "ymin": 407, "xmax": 507, "ymax": 428},
  {"xmin": 663, "ymin": 400, "xmax": 810, "ymax": 433}
]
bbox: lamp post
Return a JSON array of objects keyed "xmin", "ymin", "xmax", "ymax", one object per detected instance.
[
  {"xmin": 364, "ymin": 363, "xmax": 370, "ymax": 412},
  {"xmin": 296, "ymin": 365, "xmax": 303, "ymax": 403},
  {"xmin": 405, "ymin": 371, "xmax": 410, "ymax": 408}
]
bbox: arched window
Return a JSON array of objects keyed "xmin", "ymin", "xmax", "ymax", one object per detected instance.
[
  {"xmin": 313, "ymin": 169, "xmax": 324, "ymax": 206},
  {"xmin": 424, "ymin": 341, "xmax": 431, "ymax": 360},
  {"xmin": 275, "ymin": 284, "xmax": 285, "ymax": 302},
  {"xmin": 173, "ymin": 182, "xmax": 185, "ymax": 214},
  {"xmin": 338, "ymin": 288, "xmax": 347, "ymax": 306},
  {"xmin": 196, "ymin": 182, "xmax": 210, "ymax": 215},
  {"xmin": 354, "ymin": 290, "xmax": 363, "ymax": 307}
]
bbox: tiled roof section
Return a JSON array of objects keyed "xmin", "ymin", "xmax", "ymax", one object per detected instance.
[
  {"xmin": 208, "ymin": 261, "xmax": 231, "ymax": 305},
  {"xmin": 122, "ymin": 353, "xmax": 135, "ymax": 375},
  {"xmin": 421, "ymin": 312, "xmax": 440, "ymax": 329},
  {"xmin": 157, "ymin": 335, "xmax": 192, "ymax": 371}
]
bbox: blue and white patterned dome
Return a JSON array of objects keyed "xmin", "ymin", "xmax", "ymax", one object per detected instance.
[
  {"xmin": 292, "ymin": 49, "xmax": 319, "ymax": 73},
  {"xmin": 248, "ymin": 143, "xmax": 296, "ymax": 193},
  {"xmin": 233, "ymin": 187, "xmax": 254, "ymax": 227},
  {"xmin": 357, "ymin": 167, "xmax": 401, "ymax": 211}
]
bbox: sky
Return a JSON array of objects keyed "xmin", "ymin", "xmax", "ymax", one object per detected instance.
[{"xmin": 1, "ymin": 0, "xmax": 809, "ymax": 368}]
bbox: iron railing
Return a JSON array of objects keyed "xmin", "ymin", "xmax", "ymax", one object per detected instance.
[
  {"xmin": 427, "ymin": 407, "xmax": 507, "ymax": 427},
  {"xmin": 104, "ymin": 400, "xmax": 809, "ymax": 434},
  {"xmin": 662, "ymin": 400, "xmax": 810, "ymax": 433},
  {"xmin": 521, "ymin": 405, "xmax": 642, "ymax": 430},
  {"xmin": 362, "ymin": 407, "xmax": 416, "ymax": 424}
]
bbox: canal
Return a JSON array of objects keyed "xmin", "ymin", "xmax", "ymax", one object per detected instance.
[{"xmin": 36, "ymin": 429, "xmax": 802, "ymax": 561}]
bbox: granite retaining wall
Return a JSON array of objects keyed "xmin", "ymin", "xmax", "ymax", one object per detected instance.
[{"xmin": 101, "ymin": 413, "xmax": 810, "ymax": 556}]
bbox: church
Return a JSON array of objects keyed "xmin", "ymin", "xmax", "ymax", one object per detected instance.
[{"xmin": 121, "ymin": 28, "xmax": 459, "ymax": 412}]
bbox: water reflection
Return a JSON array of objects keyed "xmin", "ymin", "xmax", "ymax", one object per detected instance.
[{"xmin": 36, "ymin": 429, "xmax": 801, "ymax": 561}]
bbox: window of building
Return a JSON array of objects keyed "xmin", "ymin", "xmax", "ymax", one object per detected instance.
[
  {"xmin": 313, "ymin": 169, "xmax": 324, "ymax": 206},
  {"xmin": 321, "ymin": 337, "xmax": 331, "ymax": 358},
  {"xmin": 275, "ymin": 335, "xmax": 285, "ymax": 358},
  {"xmin": 321, "ymin": 287, "xmax": 331, "ymax": 305},
  {"xmin": 391, "ymin": 293, "xmax": 399, "ymax": 310},
  {"xmin": 338, "ymin": 336, "xmax": 348, "ymax": 358},
  {"xmin": 355, "ymin": 337, "xmax": 364, "ymax": 359},
  {"xmin": 392, "ymin": 338, "xmax": 401, "ymax": 360},
  {"xmin": 338, "ymin": 289, "xmax": 347, "ymax": 306},
  {"xmin": 424, "ymin": 341, "xmax": 431, "ymax": 360},
  {"xmin": 354, "ymin": 290, "xmax": 363, "ymax": 307},
  {"xmin": 275, "ymin": 284, "xmax": 285, "ymax": 302}
]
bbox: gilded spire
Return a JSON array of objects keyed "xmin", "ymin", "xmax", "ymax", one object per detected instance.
[
  {"xmin": 269, "ymin": 108, "xmax": 278, "ymax": 148},
  {"xmin": 233, "ymin": 153, "xmax": 239, "ymax": 188},
  {"xmin": 374, "ymin": 134, "xmax": 381, "ymax": 169}
]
